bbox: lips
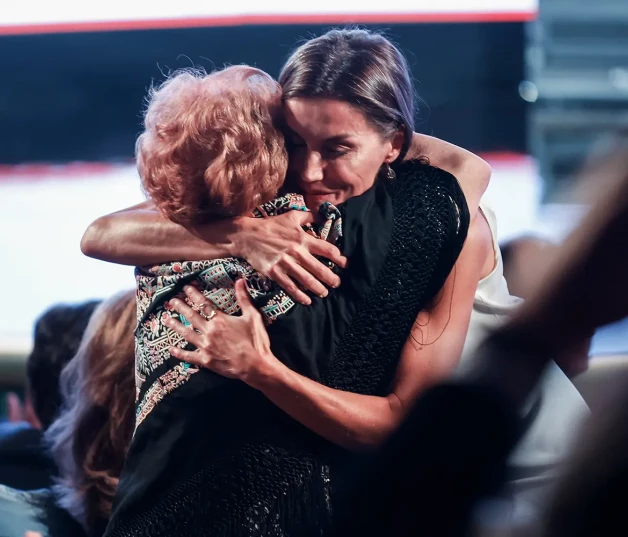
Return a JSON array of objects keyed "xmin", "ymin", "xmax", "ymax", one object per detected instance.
[{"xmin": 303, "ymin": 190, "xmax": 334, "ymax": 196}]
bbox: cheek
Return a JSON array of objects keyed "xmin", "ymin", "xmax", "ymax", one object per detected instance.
[
  {"xmin": 323, "ymin": 162, "xmax": 360, "ymax": 192},
  {"xmin": 287, "ymin": 149, "xmax": 306, "ymax": 174}
]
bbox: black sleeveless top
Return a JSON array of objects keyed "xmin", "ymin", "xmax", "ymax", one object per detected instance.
[{"xmin": 105, "ymin": 161, "xmax": 470, "ymax": 537}]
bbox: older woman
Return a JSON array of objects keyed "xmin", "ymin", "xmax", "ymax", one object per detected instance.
[{"xmin": 88, "ymin": 29, "xmax": 494, "ymax": 537}]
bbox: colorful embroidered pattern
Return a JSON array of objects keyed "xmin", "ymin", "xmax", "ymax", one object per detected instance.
[{"xmin": 134, "ymin": 194, "xmax": 342, "ymax": 428}]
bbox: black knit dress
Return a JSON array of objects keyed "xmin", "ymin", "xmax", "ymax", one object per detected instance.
[{"xmin": 104, "ymin": 160, "xmax": 470, "ymax": 537}]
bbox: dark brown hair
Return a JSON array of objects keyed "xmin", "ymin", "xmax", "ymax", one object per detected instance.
[
  {"xmin": 45, "ymin": 290, "xmax": 137, "ymax": 535},
  {"xmin": 279, "ymin": 28, "xmax": 415, "ymax": 160},
  {"xmin": 26, "ymin": 300, "xmax": 101, "ymax": 430}
]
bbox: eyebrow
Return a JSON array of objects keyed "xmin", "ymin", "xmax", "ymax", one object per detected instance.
[{"xmin": 323, "ymin": 135, "xmax": 353, "ymax": 144}]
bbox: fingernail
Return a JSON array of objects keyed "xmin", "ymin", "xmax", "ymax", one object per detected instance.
[
  {"xmin": 320, "ymin": 290, "xmax": 328, "ymax": 298},
  {"xmin": 302, "ymin": 297, "xmax": 312, "ymax": 305}
]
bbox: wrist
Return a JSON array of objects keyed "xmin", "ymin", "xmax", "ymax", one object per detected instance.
[
  {"xmin": 245, "ymin": 350, "xmax": 288, "ymax": 392},
  {"xmin": 227, "ymin": 217, "xmax": 250, "ymax": 258}
]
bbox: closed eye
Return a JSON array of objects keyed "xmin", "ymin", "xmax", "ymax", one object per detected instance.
[{"xmin": 323, "ymin": 146, "xmax": 350, "ymax": 158}]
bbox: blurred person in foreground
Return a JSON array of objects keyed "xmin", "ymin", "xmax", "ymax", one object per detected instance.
[
  {"xmin": 456, "ymin": 213, "xmax": 590, "ymax": 526},
  {"xmin": 501, "ymin": 235, "xmax": 591, "ymax": 378},
  {"xmin": 328, "ymin": 138, "xmax": 628, "ymax": 537},
  {"xmin": 0, "ymin": 301, "xmax": 100, "ymax": 490},
  {"xmin": 0, "ymin": 291, "xmax": 136, "ymax": 537}
]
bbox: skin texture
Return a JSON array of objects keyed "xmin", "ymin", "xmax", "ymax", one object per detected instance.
[{"xmin": 283, "ymin": 98, "xmax": 404, "ymax": 208}]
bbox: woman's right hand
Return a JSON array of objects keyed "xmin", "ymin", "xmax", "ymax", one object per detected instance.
[
  {"xmin": 229, "ymin": 211, "xmax": 348, "ymax": 305},
  {"xmin": 82, "ymin": 203, "xmax": 347, "ymax": 305}
]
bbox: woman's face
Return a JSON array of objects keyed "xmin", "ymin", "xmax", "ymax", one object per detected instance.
[{"xmin": 284, "ymin": 98, "xmax": 403, "ymax": 208}]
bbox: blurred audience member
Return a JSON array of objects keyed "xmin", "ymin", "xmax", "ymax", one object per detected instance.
[
  {"xmin": 538, "ymin": 142, "xmax": 628, "ymax": 537},
  {"xmin": 0, "ymin": 301, "xmax": 100, "ymax": 490},
  {"xmin": 0, "ymin": 483, "xmax": 83, "ymax": 537},
  {"xmin": 501, "ymin": 235, "xmax": 556, "ymax": 301},
  {"xmin": 458, "ymin": 207, "xmax": 588, "ymax": 523},
  {"xmin": 46, "ymin": 291, "xmax": 136, "ymax": 537},
  {"xmin": 501, "ymin": 235, "xmax": 591, "ymax": 378}
]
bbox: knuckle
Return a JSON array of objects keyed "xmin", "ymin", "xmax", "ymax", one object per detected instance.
[
  {"xmin": 302, "ymin": 275, "xmax": 318, "ymax": 289},
  {"xmin": 285, "ymin": 244, "xmax": 300, "ymax": 257}
]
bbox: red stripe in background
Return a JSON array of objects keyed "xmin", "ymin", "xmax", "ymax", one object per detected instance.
[
  {"xmin": 0, "ymin": 11, "xmax": 536, "ymax": 36},
  {"xmin": 0, "ymin": 153, "xmax": 530, "ymax": 180}
]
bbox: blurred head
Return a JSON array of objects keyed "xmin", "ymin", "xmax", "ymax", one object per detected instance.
[
  {"xmin": 26, "ymin": 300, "xmax": 101, "ymax": 430},
  {"xmin": 279, "ymin": 28, "xmax": 414, "ymax": 207},
  {"xmin": 45, "ymin": 291, "xmax": 136, "ymax": 535},
  {"xmin": 501, "ymin": 235, "xmax": 591, "ymax": 377},
  {"xmin": 137, "ymin": 65, "xmax": 288, "ymax": 226}
]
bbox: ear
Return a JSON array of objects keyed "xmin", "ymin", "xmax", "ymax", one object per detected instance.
[{"xmin": 385, "ymin": 129, "xmax": 405, "ymax": 163}]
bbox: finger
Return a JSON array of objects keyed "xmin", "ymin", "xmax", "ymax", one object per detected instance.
[
  {"xmin": 168, "ymin": 297, "xmax": 209, "ymax": 331},
  {"xmin": 270, "ymin": 268, "xmax": 312, "ymax": 305},
  {"xmin": 295, "ymin": 249, "xmax": 342, "ymax": 289},
  {"xmin": 291, "ymin": 210, "xmax": 315, "ymax": 226},
  {"xmin": 170, "ymin": 346, "xmax": 205, "ymax": 367},
  {"xmin": 6, "ymin": 392, "xmax": 24, "ymax": 423},
  {"xmin": 164, "ymin": 314, "xmax": 204, "ymax": 349},
  {"xmin": 303, "ymin": 235, "xmax": 348, "ymax": 268},
  {"xmin": 283, "ymin": 258, "xmax": 329, "ymax": 297},
  {"xmin": 234, "ymin": 278, "xmax": 256, "ymax": 313},
  {"xmin": 182, "ymin": 285, "xmax": 212, "ymax": 308}
]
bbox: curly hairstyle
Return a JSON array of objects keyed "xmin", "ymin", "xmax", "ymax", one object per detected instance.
[
  {"xmin": 136, "ymin": 66, "xmax": 288, "ymax": 227},
  {"xmin": 26, "ymin": 300, "xmax": 101, "ymax": 430},
  {"xmin": 45, "ymin": 290, "xmax": 137, "ymax": 536}
]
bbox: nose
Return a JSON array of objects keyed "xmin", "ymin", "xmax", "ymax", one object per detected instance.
[{"xmin": 300, "ymin": 151, "xmax": 324, "ymax": 184}]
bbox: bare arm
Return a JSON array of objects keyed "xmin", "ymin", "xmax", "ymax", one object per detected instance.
[
  {"xmin": 407, "ymin": 133, "xmax": 491, "ymax": 219},
  {"xmin": 82, "ymin": 133, "xmax": 488, "ymax": 265},
  {"xmin": 81, "ymin": 200, "xmax": 241, "ymax": 265},
  {"xmin": 168, "ymin": 215, "xmax": 491, "ymax": 452}
]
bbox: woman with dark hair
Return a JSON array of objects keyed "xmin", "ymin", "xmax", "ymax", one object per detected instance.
[
  {"xmin": 86, "ymin": 29, "xmax": 494, "ymax": 537},
  {"xmin": 45, "ymin": 291, "xmax": 136, "ymax": 537}
]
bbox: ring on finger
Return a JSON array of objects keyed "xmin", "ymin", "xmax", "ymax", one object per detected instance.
[
  {"xmin": 193, "ymin": 301, "xmax": 217, "ymax": 321},
  {"xmin": 203, "ymin": 309, "xmax": 217, "ymax": 321}
]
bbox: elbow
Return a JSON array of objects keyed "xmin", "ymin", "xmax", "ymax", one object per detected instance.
[
  {"xmin": 462, "ymin": 154, "xmax": 491, "ymax": 195},
  {"xmin": 475, "ymin": 157, "xmax": 492, "ymax": 193},
  {"xmin": 343, "ymin": 397, "xmax": 405, "ymax": 453},
  {"xmin": 344, "ymin": 435, "xmax": 385, "ymax": 454},
  {"xmin": 80, "ymin": 217, "xmax": 109, "ymax": 260}
]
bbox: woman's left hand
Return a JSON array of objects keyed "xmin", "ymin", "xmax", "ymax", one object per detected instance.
[{"xmin": 165, "ymin": 280, "xmax": 277, "ymax": 384}]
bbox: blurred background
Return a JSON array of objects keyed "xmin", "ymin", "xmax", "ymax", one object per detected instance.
[{"xmin": 1, "ymin": 0, "xmax": 627, "ymax": 402}]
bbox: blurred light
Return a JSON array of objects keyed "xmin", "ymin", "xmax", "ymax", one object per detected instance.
[
  {"xmin": 609, "ymin": 68, "xmax": 628, "ymax": 92},
  {"xmin": 518, "ymin": 80, "xmax": 538, "ymax": 102}
]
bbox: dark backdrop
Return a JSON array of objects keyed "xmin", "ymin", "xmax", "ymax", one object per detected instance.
[{"xmin": 0, "ymin": 22, "xmax": 526, "ymax": 164}]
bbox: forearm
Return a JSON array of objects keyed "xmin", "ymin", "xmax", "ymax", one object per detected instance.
[
  {"xmin": 250, "ymin": 358, "xmax": 401, "ymax": 452},
  {"xmin": 407, "ymin": 133, "xmax": 490, "ymax": 218},
  {"xmin": 81, "ymin": 203, "xmax": 242, "ymax": 266}
]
